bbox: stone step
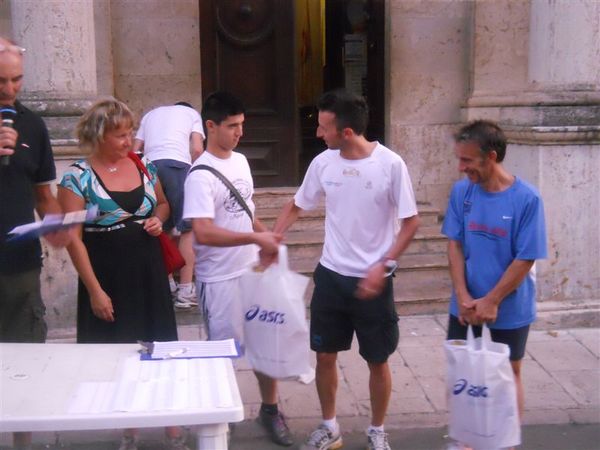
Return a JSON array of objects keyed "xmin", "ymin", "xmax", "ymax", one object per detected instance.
[
  {"xmin": 254, "ymin": 188, "xmax": 442, "ymax": 228},
  {"xmin": 257, "ymin": 205, "xmax": 441, "ymax": 230},
  {"xmin": 173, "ymin": 264, "xmax": 452, "ymax": 326},
  {"xmin": 288, "ymin": 252, "xmax": 448, "ymax": 276},
  {"xmin": 281, "ymin": 226, "xmax": 447, "ymax": 257},
  {"xmin": 257, "ymin": 207, "xmax": 326, "ymax": 232},
  {"xmin": 253, "ymin": 187, "xmax": 298, "ymax": 210}
]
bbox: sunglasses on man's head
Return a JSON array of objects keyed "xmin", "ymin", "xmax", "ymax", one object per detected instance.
[{"xmin": 0, "ymin": 44, "xmax": 26, "ymax": 55}]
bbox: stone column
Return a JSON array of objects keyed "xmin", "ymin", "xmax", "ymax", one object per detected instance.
[
  {"xmin": 11, "ymin": 0, "xmax": 97, "ymax": 147},
  {"xmin": 464, "ymin": 0, "xmax": 600, "ymax": 322},
  {"xmin": 529, "ymin": 0, "xmax": 600, "ymax": 90},
  {"xmin": 387, "ymin": 1, "xmax": 472, "ymax": 210}
]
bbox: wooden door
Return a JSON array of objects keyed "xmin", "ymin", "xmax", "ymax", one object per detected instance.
[
  {"xmin": 199, "ymin": 0, "xmax": 299, "ymax": 187},
  {"xmin": 324, "ymin": 0, "xmax": 385, "ymax": 142}
]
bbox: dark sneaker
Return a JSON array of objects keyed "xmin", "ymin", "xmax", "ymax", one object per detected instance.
[
  {"xmin": 367, "ymin": 428, "xmax": 391, "ymax": 450},
  {"xmin": 165, "ymin": 435, "xmax": 191, "ymax": 450},
  {"xmin": 300, "ymin": 424, "xmax": 343, "ymax": 450},
  {"xmin": 258, "ymin": 409, "xmax": 294, "ymax": 446},
  {"xmin": 118, "ymin": 435, "xmax": 138, "ymax": 450}
]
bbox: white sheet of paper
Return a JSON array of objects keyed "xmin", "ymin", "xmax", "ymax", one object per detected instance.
[{"xmin": 149, "ymin": 339, "xmax": 238, "ymax": 359}]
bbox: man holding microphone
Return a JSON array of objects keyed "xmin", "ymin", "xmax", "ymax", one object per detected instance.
[{"xmin": 0, "ymin": 36, "xmax": 70, "ymax": 450}]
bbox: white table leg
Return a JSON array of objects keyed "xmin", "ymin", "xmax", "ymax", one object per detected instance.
[{"xmin": 196, "ymin": 423, "xmax": 229, "ymax": 450}]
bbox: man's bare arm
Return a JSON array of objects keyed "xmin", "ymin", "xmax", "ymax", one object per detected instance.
[{"xmin": 272, "ymin": 200, "xmax": 302, "ymax": 234}]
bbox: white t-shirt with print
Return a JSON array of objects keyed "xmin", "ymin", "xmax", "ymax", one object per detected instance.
[
  {"xmin": 136, "ymin": 105, "xmax": 205, "ymax": 164},
  {"xmin": 183, "ymin": 151, "xmax": 258, "ymax": 282},
  {"xmin": 294, "ymin": 143, "xmax": 418, "ymax": 277}
]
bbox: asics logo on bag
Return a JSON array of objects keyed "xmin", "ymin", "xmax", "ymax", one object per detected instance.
[
  {"xmin": 244, "ymin": 304, "xmax": 285, "ymax": 325},
  {"xmin": 453, "ymin": 378, "xmax": 488, "ymax": 398}
]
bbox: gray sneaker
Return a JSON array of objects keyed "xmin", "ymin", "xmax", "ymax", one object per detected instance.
[
  {"xmin": 367, "ymin": 429, "xmax": 391, "ymax": 450},
  {"xmin": 117, "ymin": 435, "xmax": 138, "ymax": 450},
  {"xmin": 165, "ymin": 435, "xmax": 191, "ymax": 450},
  {"xmin": 300, "ymin": 424, "xmax": 342, "ymax": 450}
]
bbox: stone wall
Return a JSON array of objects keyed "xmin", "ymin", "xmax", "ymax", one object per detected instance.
[
  {"xmin": 386, "ymin": 0, "xmax": 472, "ymax": 211},
  {"xmin": 109, "ymin": 0, "xmax": 203, "ymax": 117},
  {"xmin": 0, "ymin": 0, "xmax": 12, "ymax": 36},
  {"xmin": 3, "ymin": 0, "xmax": 598, "ymax": 333},
  {"xmin": 505, "ymin": 142, "xmax": 600, "ymax": 304}
]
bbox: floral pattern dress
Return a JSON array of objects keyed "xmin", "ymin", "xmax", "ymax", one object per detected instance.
[{"xmin": 60, "ymin": 157, "xmax": 177, "ymax": 343}]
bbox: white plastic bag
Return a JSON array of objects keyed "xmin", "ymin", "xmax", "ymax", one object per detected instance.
[
  {"xmin": 240, "ymin": 245, "xmax": 314, "ymax": 381},
  {"xmin": 444, "ymin": 324, "xmax": 521, "ymax": 450}
]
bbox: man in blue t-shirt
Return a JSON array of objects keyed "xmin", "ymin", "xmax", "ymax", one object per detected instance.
[{"xmin": 442, "ymin": 120, "xmax": 547, "ymax": 419}]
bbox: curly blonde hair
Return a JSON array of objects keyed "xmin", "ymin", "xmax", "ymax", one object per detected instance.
[{"xmin": 76, "ymin": 98, "xmax": 134, "ymax": 149}]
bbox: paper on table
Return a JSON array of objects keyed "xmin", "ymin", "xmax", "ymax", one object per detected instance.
[{"xmin": 146, "ymin": 338, "xmax": 239, "ymax": 359}]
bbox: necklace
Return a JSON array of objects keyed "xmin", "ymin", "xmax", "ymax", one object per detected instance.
[{"xmin": 93, "ymin": 156, "xmax": 118, "ymax": 173}]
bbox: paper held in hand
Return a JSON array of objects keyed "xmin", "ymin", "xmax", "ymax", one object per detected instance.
[
  {"xmin": 139, "ymin": 338, "xmax": 240, "ymax": 360},
  {"xmin": 8, "ymin": 205, "xmax": 99, "ymax": 241}
]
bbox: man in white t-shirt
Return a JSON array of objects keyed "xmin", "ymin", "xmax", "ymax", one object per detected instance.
[
  {"xmin": 134, "ymin": 102, "xmax": 204, "ymax": 309},
  {"xmin": 182, "ymin": 91, "xmax": 294, "ymax": 447},
  {"xmin": 274, "ymin": 90, "xmax": 420, "ymax": 450}
]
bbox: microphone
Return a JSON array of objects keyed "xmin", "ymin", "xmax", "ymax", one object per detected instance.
[{"xmin": 0, "ymin": 105, "xmax": 17, "ymax": 166}]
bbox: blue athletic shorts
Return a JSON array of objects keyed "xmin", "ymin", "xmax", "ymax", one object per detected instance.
[
  {"xmin": 447, "ymin": 314, "xmax": 530, "ymax": 361},
  {"xmin": 152, "ymin": 159, "xmax": 191, "ymax": 233},
  {"xmin": 310, "ymin": 264, "xmax": 399, "ymax": 364}
]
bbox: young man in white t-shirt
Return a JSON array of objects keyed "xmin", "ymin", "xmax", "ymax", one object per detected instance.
[
  {"xmin": 182, "ymin": 91, "xmax": 293, "ymax": 447},
  {"xmin": 274, "ymin": 90, "xmax": 420, "ymax": 450}
]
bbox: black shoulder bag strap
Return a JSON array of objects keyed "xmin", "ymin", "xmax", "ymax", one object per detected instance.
[{"xmin": 189, "ymin": 164, "xmax": 253, "ymax": 222}]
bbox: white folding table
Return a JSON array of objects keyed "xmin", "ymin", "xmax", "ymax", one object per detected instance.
[{"xmin": 0, "ymin": 343, "xmax": 244, "ymax": 449}]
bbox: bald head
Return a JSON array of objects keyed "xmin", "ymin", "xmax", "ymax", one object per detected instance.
[{"xmin": 0, "ymin": 36, "xmax": 24, "ymax": 106}]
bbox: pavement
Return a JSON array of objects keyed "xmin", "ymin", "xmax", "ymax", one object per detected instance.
[{"xmin": 1, "ymin": 314, "xmax": 599, "ymax": 449}]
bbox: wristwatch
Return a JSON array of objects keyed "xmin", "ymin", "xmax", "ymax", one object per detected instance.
[{"xmin": 380, "ymin": 257, "xmax": 398, "ymax": 275}]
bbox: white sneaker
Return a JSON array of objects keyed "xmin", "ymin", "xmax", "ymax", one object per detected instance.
[
  {"xmin": 367, "ymin": 428, "xmax": 391, "ymax": 450},
  {"xmin": 300, "ymin": 424, "xmax": 342, "ymax": 450},
  {"xmin": 169, "ymin": 276, "xmax": 178, "ymax": 295},
  {"xmin": 176, "ymin": 284, "xmax": 198, "ymax": 306},
  {"xmin": 173, "ymin": 298, "xmax": 193, "ymax": 310}
]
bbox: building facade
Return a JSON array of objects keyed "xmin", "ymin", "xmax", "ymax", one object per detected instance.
[{"xmin": 1, "ymin": 0, "xmax": 598, "ymax": 332}]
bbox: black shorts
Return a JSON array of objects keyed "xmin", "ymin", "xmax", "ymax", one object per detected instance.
[
  {"xmin": 310, "ymin": 264, "xmax": 399, "ymax": 364},
  {"xmin": 447, "ymin": 315, "xmax": 530, "ymax": 361}
]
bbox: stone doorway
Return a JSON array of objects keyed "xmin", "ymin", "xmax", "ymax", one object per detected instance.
[{"xmin": 199, "ymin": 0, "xmax": 385, "ymax": 187}]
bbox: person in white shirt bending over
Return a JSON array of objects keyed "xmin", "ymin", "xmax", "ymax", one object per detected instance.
[{"xmin": 133, "ymin": 102, "xmax": 205, "ymax": 309}]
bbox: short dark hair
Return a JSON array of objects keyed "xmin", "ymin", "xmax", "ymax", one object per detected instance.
[
  {"xmin": 455, "ymin": 120, "xmax": 507, "ymax": 162},
  {"xmin": 202, "ymin": 91, "xmax": 245, "ymax": 125},
  {"xmin": 174, "ymin": 101, "xmax": 193, "ymax": 108},
  {"xmin": 317, "ymin": 89, "xmax": 369, "ymax": 135}
]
